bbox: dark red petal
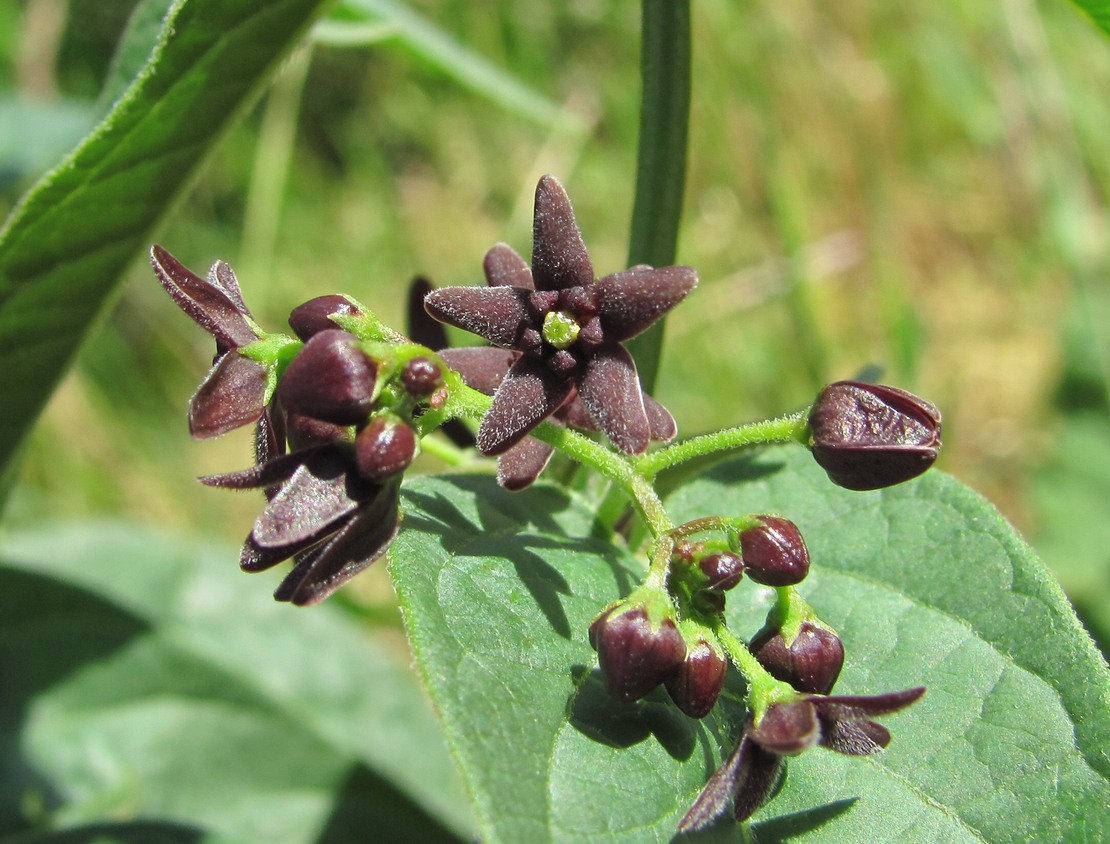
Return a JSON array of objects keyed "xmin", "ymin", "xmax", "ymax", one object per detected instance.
[
  {"xmin": 813, "ymin": 686, "xmax": 926, "ymax": 719},
  {"xmin": 593, "ymin": 265, "xmax": 698, "ymax": 341},
  {"xmin": 255, "ymin": 403, "xmax": 287, "ymax": 467},
  {"xmin": 239, "ymin": 532, "xmax": 326, "ymax": 572},
  {"xmin": 251, "ymin": 449, "xmax": 366, "ymax": 549},
  {"xmin": 476, "ymin": 357, "xmax": 574, "ymax": 455},
  {"xmin": 439, "ymin": 347, "xmax": 517, "ymax": 395},
  {"xmin": 188, "ymin": 353, "xmax": 268, "ymax": 439},
  {"xmin": 557, "ymin": 393, "xmax": 599, "ymax": 432},
  {"xmin": 288, "ymin": 295, "xmax": 362, "ymax": 342},
  {"xmin": 577, "ymin": 345, "xmax": 651, "ymax": 454},
  {"xmin": 643, "ymin": 394, "xmax": 677, "ymax": 442},
  {"xmin": 677, "ymin": 733, "xmax": 783, "ymax": 832},
  {"xmin": 424, "ymin": 286, "xmax": 535, "ymax": 349},
  {"xmin": 483, "ymin": 243, "xmax": 534, "ymax": 289},
  {"xmin": 275, "ymin": 482, "xmax": 402, "ymax": 605},
  {"xmin": 819, "ymin": 717, "xmax": 891, "ymax": 755},
  {"xmin": 151, "ymin": 245, "xmax": 257, "ymax": 349},
  {"xmin": 209, "ymin": 260, "xmax": 248, "ymax": 313},
  {"xmin": 199, "ymin": 448, "xmax": 316, "ymax": 489},
  {"xmin": 497, "ymin": 436, "xmax": 556, "ymax": 491},
  {"xmin": 530, "ymin": 175, "xmax": 593, "ymax": 291},
  {"xmin": 407, "ymin": 277, "xmax": 450, "ymax": 350}
]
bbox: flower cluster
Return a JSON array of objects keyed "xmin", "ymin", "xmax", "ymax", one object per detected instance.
[
  {"xmin": 154, "ymin": 173, "xmax": 944, "ymax": 831},
  {"xmin": 152, "ymin": 247, "xmax": 442, "ymax": 605}
]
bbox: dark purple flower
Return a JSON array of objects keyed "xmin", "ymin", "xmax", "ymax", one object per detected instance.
[
  {"xmin": 808, "ymin": 381, "xmax": 942, "ymax": 490},
  {"xmin": 276, "ymin": 329, "xmax": 378, "ymax": 426},
  {"xmin": 151, "ymin": 245, "xmax": 268, "ymax": 438},
  {"xmin": 664, "ymin": 639, "xmax": 728, "ymax": 718},
  {"xmin": 200, "ymin": 444, "xmax": 401, "ymax": 605},
  {"xmin": 699, "ymin": 551, "xmax": 745, "ymax": 592},
  {"xmin": 288, "ymin": 295, "xmax": 365, "ymax": 341},
  {"xmin": 679, "ymin": 686, "xmax": 925, "ymax": 830},
  {"xmin": 425, "ymin": 176, "xmax": 696, "ymax": 456},
  {"xmin": 739, "ymin": 516, "xmax": 810, "ymax": 587}
]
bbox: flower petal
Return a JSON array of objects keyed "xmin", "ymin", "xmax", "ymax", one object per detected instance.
[
  {"xmin": 424, "ymin": 286, "xmax": 534, "ymax": 349},
  {"xmin": 406, "ymin": 277, "xmax": 450, "ymax": 350},
  {"xmin": 593, "ymin": 265, "xmax": 698, "ymax": 341},
  {"xmin": 530, "ymin": 175, "xmax": 593, "ymax": 291},
  {"xmin": 208, "ymin": 259, "xmax": 248, "ymax": 314},
  {"xmin": 199, "ymin": 448, "xmax": 314, "ymax": 489},
  {"xmin": 577, "ymin": 345, "xmax": 651, "ymax": 454},
  {"xmin": 477, "ymin": 357, "xmax": 573, "ymax": 455},
  {"xmin": 497, "ymin": 436, "xmax": 556, "ymax": 491},
  {"xmin": 483, "ymin": 243, "xmax": 534, "ymax": 289},
  {"xmin": 819, "ymin": 717, "xmax": 891, "ymax": 756},
  {"xmin": 188, "ymin": 352, "xmax": 268, "ymax": 439},
  {"xmin": 251, "ymin": 448, "xmax": 369, "ymax": 549},
  {"xmin": 678, "ymin": 733, "xmax": 783, "ymax": 832},
  {"xmin": 644, "ymin": 394, "xmax": 677, "ymax": 442},
  {"xmin": 274, "ymin": 481, "xmax": 402, "ymax": 605},
  {"xmin": 749, "ymin": 701, "xmax": 820, "ymax": 755},
  {"xmin": 439, "ymin": 346, "xmax": 517, "ymax": 394},
  {"xmin": 151, "ymin": 245, "xmax": 257, "ymax": 349},
  {"xmin": 813, "ymin": 686, "xmax": 926, "ymax": 720}
]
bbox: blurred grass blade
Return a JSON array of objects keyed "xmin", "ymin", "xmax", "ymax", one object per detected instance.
[
  {"xmin": 1069, "ymin": 0, "xmax": 1110, "ymax": 38},
  {"xmin": 324, "ymin": 0, "xmax": 571, "ymax": 130},
  {"xmin": 0, "ymin": 0, "xmax": 333, "ymax": 477}
]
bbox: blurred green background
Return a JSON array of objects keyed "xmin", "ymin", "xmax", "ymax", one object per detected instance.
[{"xmin": 2, "ymin": 0, "xmax": 1108, "ymax": 649}]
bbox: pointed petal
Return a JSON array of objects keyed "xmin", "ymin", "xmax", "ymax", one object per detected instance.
[
  {"xmin": 476, "ymin": 357, "xmax": 573, "ymax": 455},
  {"xmin": 276, "ymin": 482, "xmax": 402, "ymax": 605},
  {"xmin": 151, "ymin": 245, "xmax": 256, "ymax": 348},
  {"xmin": 498, "ymin": 436, "xmax": 556, "ymax": 491},
  {"xmin": 814, "ymin": 686, "xmax": 926, "ymax": 720},
  {"xmin": 483, "ymin": 243, "xmax": 534, "ymax": 289},
  {"xmin": 439, "ymin": 347, "xmax": 517, "ymax": 395},
  {"xmin": 577, "ymin": 345, "xmax": 651, "ymax": 454},
  {"xmin": 209, "ymin": 259, "xmax": 248, "ymax": 313},
  {"xmin": 819, "ymin": 717, "xmax": 891, "ymax": 755},
  {"xmin": 406, "ymin": 277, "xmax": 451, "ymax": 349},
  {"xmin": 557, "ymin": 393, "xmax": 599, "ymax": 432},
  {"xmin": 239, "ymin": 532, "xmax": 324, "ymax": 572},
  {"xmin": 733, "ymin": 741, "xmax": 784, "ymax": 823},
  {"xmin": 255, "ymin": 403, "xmax": 287, "ymax": 466},
  {"xmin": 188, "ymin": 352, "xmax": 268, "ymax": 438},
  {"xmin": 644, "ymin": 394, "xmax": 677, "ymax": 442},
  {"xmin": 199, "ymin": 448, "xmax": 314, "ymax": 489},
  {"xmin": 678, "ymin": 733, "xmax": 750, "ymax": 833},
  {"xmin": 424, "ymin": 286, "xmax": 535, "ymax": 349},
  {"xmin": 593, "ymin": 265, "xmax": 697, "ymax": 341},
  {"xmin": 251, "ymin": 448, "xmax": 367, "ymax": 549},
  {"xmin": 531, "ymin": 175, "xmax": 593, "ymax": 291}
]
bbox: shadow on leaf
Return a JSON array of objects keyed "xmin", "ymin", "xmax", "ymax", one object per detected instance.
[
  {"xmin": 567, "ymin": 666, "xmax": 697, "ymax": 761},
  {"xmin": 751, "ymin": 797, "xmax": 858, "ymax": 842}
]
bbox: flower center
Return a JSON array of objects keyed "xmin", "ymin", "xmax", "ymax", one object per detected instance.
[{"xmin": 542, "ymin": 310, "xmax": 581, "ymax": 350}]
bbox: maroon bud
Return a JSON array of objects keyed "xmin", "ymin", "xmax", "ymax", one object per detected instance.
[
  {"xmin": 288, "ymin": 295, "xmax": 363, "ymax": 341},
  {"xmin": 589, "ymin": 606, "xmax": 685, "ymax": 703},
  {"xmin": 808, "ymin": 381, "xmax": 941, "ymax": 491},
  {"xmin": 691, "ymin": 589, "xmax": 726, "ymax": 615},
  {"xmin": 749, "ymin": 700, "xmax": 820, "ymax": 755},
  {"xmin": 665, "ymin": 640, "xmax": 728, "ymax": 718},
  {"xmin": 355, "ymin": 416, "xmax": 418, "ymax": 481},
  {"xmin": 749, "ymin": 620, "xmax": 845, "ymax": 695},
  {"xmin": 401, "ymin": 357, "xmax": 443, "ymax": 397},
  {"xmin": 740, "ymin": 516, "xmax": 810, "ymax": 587},
  {"xmin": 277, "ymin": 330, "xmax": 377, "ymax": 425},
  {"xmin": 699, "ymin": 551, "xmax": 744, "ymax": 591}
]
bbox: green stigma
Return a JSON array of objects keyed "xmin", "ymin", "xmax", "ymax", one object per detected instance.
[{"xmin": 542, "ymin": 310, "xmax": 581, "ymax": 349}]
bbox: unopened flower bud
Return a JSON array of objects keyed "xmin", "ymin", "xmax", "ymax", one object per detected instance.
[
  {"xmin": 278, "ymin": 330, "xmax": 377, "ymax": 425},
  {"xmin": 691, "ymin": 589, "xmax": 726, "ymax": 615},
  {"xmin": 401, "ymin": 357, "xmax": 443, "ymax": 397},
  {"xmin": 355, "ymin": 416, "xmax": 418, "ymax": 481},
  {"xmin": 740, "ymin": 516, "xmax": 810, "ymax": 587},
  {"xmin": 808, "ymin": 381, "xmax": 941, "ymax": 491},
  {"xmin": 749, "ymin": 620, "xmax": 844, "ymax": 695},
  {"xmin": 665, "ymin": 640, "xmax": 728, "ymax": 718},
  {"xmin": 286, "ymin": 413, "xmax": 350, "ymax": 451},
  {"xmin": 288, "ymin": 295, "xmax": 363, "ymax": 341},
  {"xmin": 589, "ymin": 605, "xmax": 685, "ymax": 704},
  {"xmin": 699, "ymin": 551, "xmax": 744, "ymax": 591}
]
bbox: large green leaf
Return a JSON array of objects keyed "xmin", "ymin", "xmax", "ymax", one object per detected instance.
[
  {"xmin": 0, "ymin": 524, "xmax": 473, "ymax": 843},
  {"xmin": 390, "ymin": 453, "xmax": 1109, "ymax": 843},
  {"xmin": 1070, "ymin": 0, "xmax": 1110, "ymax": 39},
  {"xmin": 0, "ymin": 0, "xmax": 332, "ymax": 474}
]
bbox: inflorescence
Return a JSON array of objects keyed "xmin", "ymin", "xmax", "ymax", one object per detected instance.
[{"xmin": 152, "ymin": 175, "xmax": 942, "ymax": 829}]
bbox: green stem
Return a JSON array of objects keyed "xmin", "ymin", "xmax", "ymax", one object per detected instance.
[
  {"xmin": 625, "ymin": 0, "xmax": 692, "ymax": 392},
  {"xmin": 713, "ymin": 624, "xmax": 798, "ymax": 716},
  {"xmin": 637, "ymin": 410, "xmax": 810, "ymax": 477}
]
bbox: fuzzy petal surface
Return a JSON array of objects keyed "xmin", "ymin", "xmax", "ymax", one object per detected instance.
[
  {"xmin": 424, "ymin": 286, "xmax": 534, "ymax": 349},
  {"xmin": 151, "ymin": 245, "xmax": 257, "ymax": 349},
  {"xmin": 593, "ymin": 265, "xmax": 698, "ymax": 342},
  {"xmin": 530, "ymin": 175, "xmax": 593, "ymax": 291},
  {"xmin": 477, "ymin": 356, "xmax": 573, "ymax": 455},
  {"xmin": 188, "ymin": 352, "xmax": 268, "ymax": 439},
  {"xmin": 577, "ymin": 345, "xmax": 651, "ymax": 454},
  {"xmin": 483, "ymin": 243, "xmax": 534, "ymax": 289}
]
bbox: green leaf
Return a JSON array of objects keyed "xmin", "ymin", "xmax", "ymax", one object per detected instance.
[
  {"xmin": 667, "ymin": 448, "xmax": 1110, "ymax": 841},
  {"xmin": 1069, "ymin": 0, "xmax": 1110, "ymax": 40},
  {"xmin": 391, "ymin": 453, "xmax": 1109, "ymax": 843},
  {"xmin": 0, "ymin": 0, "xmax": 333, "ymax": 477},
  {"xmin": 0, "ymin": 523, "xmax": 473, "ymax": 843}
]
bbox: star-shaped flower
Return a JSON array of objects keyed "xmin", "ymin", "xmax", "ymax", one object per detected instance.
[
  {"xmin": 424, "ymin": 175, "xmax": 697, "ymax": 456},
  {"xmin": 678, "ymin": 686, "xmax": 925, "ymax": 830}
]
